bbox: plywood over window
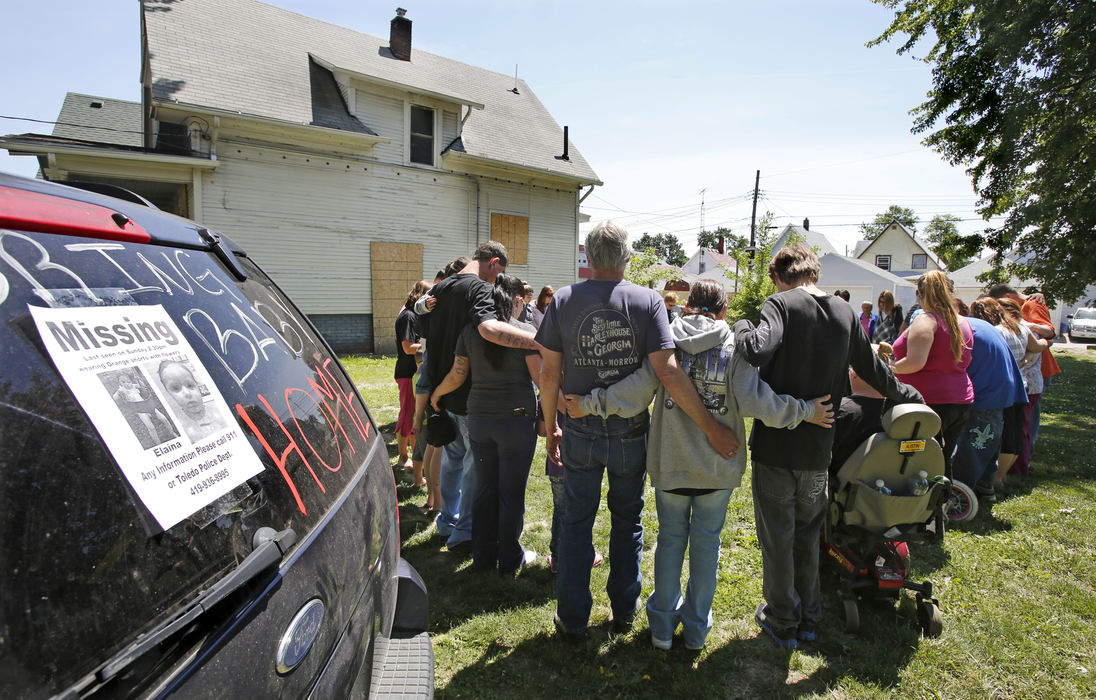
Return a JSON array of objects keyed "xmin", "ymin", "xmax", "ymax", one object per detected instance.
[
  {"xmin": 491, "ymin": 213, "xmax": 529, "ymax": 266},
  {"xmin": 370, "ymin": 242, "xmax": 423, "ymax": 355}
]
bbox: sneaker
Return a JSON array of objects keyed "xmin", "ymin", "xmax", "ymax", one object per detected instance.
[
  {"xmin": 755, "ymin": 603, "xmax": 798, "ymax": 649},
  {"xmin": 651, "ymin": 635, "xmax": 672, "ymax": 651},
  {"xmin": 548, "ymin": 555, "xmax": 557, "ymax": 574},
  {"xmin": 446, "ymin": 539, "xmax": 471, "ymax": 553},
  {"xmin": 797, "ymin": 623, "xmax": 817, "ymax": 643},
  {"xmin": 610, "ymin": 612, "xmax": 635, "ymax": 634},
  {"xmin": 592, "ymin": 551, "xmax": 604, "ymax": 567},
  {"xmin": 976, "ymin": 488, "xmax": 997, "ymax": 504},
  {"xmin": 685, "ymin": 640, "xmax": 705, "ymax": 651},
  {"xmin": 554, "ymin": 614, "xmax": 589, "ymax": 642},
  {"xmin": 610, "ymin": 597, "xmax": 641, "ymax": 634}
]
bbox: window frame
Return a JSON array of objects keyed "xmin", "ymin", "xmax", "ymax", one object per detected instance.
[
  {"xmin": 875, "ymin": 254, "xmax": 892, "ymax": 270},
  {"xmin": 408, "ymin": 104, "xmax": 436, "ymax": 167},
  {"xmin": 911, "ymin": 253, "xmax": 928, "ymax": 269}
]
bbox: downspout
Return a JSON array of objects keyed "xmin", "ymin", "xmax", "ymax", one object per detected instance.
[{"xmin": 575, "ymin": 185, "xmax": 597, "ymax": 281}]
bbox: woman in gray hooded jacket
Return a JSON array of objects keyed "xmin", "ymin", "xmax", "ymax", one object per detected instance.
[{"xmin": 564, "ymin": 280, "xmax": 833, "ymax": 651}]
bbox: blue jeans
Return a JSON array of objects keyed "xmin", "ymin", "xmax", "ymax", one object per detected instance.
[
  {"xmin": 549, "ymin": 475, "xmax": 566, "ymax": 560},
  {"xmin": 467, "ymin": 416, "xmax": 536, "ymax": 571},
  {"xmin": 952, "ymin": 407, "xmax": 1004, "ymax": 493},
  {"xmin": 435, "ymin": 412, "xmax": 475, "ymax": 546},
  {"xmin": 752, "ymin": 462, "xmax": 828, "ymax": 633},
  {"xmin": 647, "ymin": 488, "xmax": 733, "ymax": 648},
  {"xmin": 556, "ymin": 413, "xmax": 648, "ymax": 633}
]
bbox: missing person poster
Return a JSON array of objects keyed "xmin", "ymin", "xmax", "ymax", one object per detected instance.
[{"xmin": 29, "ymin": 304, "xmax": 264, "ymax": 531}]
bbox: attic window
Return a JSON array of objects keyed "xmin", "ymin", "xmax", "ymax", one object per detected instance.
[
  {"xmin": 89, "ymin": 101, "xmax": 104, "ymax": 109},
  {"xmin": 912, "ymin": 253, "xmax": 927, "ymax": 269},
  {"xmin": 409, "ymin": 105, "xmax": 434, "ymax": 166}
]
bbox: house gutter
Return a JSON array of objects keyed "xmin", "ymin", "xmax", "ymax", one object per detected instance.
[
  {"xmin": 151, "ymin": 100, "xmax": 391, "ymax": 147},
  {"xmin": 0, "ymin": 138, "xmax": 221, "ymax": 169}
]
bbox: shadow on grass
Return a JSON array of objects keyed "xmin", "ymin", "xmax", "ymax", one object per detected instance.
[{"xmin": 437, "ymin": 602, "xmax": 925, "ymax": 699}]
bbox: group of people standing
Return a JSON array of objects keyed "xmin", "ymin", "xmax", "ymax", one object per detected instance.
[{"xmin": 388, "ymin": 222, "xmax": 1061, "ymax": 652}]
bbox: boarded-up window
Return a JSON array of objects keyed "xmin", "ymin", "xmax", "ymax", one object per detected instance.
[
  {"xmin": 491, "ymin": 213, "xmax": 529, "ymax": 266},
  {"xmin": 370, "ymin": 242, "xmax": 423, "ymax": 355}
]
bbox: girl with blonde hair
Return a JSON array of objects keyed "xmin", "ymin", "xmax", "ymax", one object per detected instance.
[{"xmin": 891, "ymin": 270, "xmax": 974, "ymax": 477}]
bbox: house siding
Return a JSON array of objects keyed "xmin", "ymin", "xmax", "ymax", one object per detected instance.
[
  {"xmin": 353, "ymin": 87, "xmax": 405, "ymax": 164},
  {"xmin": 197, "ymin": 142, "xmax": 477, "ymax": 341},
  {"xmin": 442, "ymin": 109, "xmax": 459, "ymax": 147},
  {"xmin": 859, "ymin": 224, "xmax": 943, "ymax": 277},
  {"xmin": 479, "ymin": 179, "xmax": 577, "ymax": 292}
]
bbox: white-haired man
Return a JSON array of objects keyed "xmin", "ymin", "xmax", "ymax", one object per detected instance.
[{"xmin": 536, "ymin": 221, "xmax": 739, "ymax": 639}]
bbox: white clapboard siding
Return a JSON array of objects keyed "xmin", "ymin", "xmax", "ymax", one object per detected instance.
[
  {"xmin": 442, "ymin": 110, "xmax": 459, "ymax": 147},
  {"xmin": 199, "ymin": 144, "xmax": 475, "ymax": 315},
  {"xmin": 479, "ymin": 179, "xmax": 577, "ymax": 293},
  {"xmin": 353, "ymin": 89, "xmax": 405, "ymax": 164}
]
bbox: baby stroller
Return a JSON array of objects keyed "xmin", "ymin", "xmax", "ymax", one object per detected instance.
[{"xmin": 823, "ymin": 403, "xmax": 950, "ymax": 637}]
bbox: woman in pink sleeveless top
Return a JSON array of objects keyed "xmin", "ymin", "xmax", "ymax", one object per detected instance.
[{"xmin": 891, "ymin": 270, "xmax": 975, "ymax": 478}]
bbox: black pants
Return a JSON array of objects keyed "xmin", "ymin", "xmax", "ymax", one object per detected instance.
[{"xmin": 929, "ymin": 402, "xmax": 973, "ymax": 480}]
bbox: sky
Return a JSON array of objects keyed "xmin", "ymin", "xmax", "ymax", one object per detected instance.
[{"xmin": 0, "ymin": 0, "xmax": 1000, "ymax": 255}]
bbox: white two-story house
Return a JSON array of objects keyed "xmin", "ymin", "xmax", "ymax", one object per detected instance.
[{"xmin": 1, "ymin": 0, "xmax": 600, "ymax": 352}]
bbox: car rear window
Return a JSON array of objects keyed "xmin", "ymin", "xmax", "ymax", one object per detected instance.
[{"xmin": 0, "ymin": 227, "xmax": 378, "ymax": 692}]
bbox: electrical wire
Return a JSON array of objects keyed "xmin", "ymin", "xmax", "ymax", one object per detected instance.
[{"xmin": 0, "ymin": 114, "xmax": 146, "ymax": 136}]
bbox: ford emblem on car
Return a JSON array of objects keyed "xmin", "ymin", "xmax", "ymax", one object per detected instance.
[{"xmin": 276, "ymin": 599, "xmax": 325, "ymax": 674}]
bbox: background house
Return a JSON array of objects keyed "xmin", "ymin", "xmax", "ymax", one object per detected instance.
[
  {"xmin": 852, "ymin": 221, "xmax": 944, "ymax": 278},
  {"xmin": 1, "ymin": 0, "xmax": 600, "ymax": 353},
  {"xmin": 816, "ymin": 253, "xmax": 917, "ymax": 312}
]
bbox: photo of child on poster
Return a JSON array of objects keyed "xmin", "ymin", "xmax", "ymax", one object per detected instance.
[
  {"xmin": 100, "ymin": 368, "xmax": 179, "ymax": 449},
  {"xmin": 151, "ymin": 356, "xmax": 229, "ymax": 443}
]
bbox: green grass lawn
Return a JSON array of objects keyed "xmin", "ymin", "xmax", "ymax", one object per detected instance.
[{"xmin": 341, "ymin": 351, "xmax": 1096, "ymax": 699}]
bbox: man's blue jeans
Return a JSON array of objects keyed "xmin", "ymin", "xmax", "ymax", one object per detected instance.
[
  {"xmin": 556, "ymin": 413, "xmax": 648, "ymax": 633},
  {"xmin": 952, "ymin": 407, "xmax": 1004, "ymax": 493},
  {"xmin": 435, "ymin": 412, "xmax": 475, "ymax": 546},
  {"xmin": 647, "ymin": 488, "xmax": 733, "ymax": 648}
]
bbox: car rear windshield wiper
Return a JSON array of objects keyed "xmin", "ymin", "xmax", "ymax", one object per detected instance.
[{"xmin": 54, "ymin": 528, "xmax": 297, "ymax": 699}]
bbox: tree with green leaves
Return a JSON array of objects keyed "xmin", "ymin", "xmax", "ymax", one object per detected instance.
[
  {"xmin": 923, "ymin": 214, "xmax": 982, "ymax": 271},
  {"xmin": 624, "ymin": 247, "xmax": 680, "ymax": 288},
  {"xmin": 633, "ymin": 232, "xmax": 687, "ymax": 267},
  {"xmin": 726, "ymin": 213, "xmax": 779, "ymax": 325},
  {"xmin": 696, "ymin": 227, "xmax": 749, "ymax": 253},
  {"xmin": 858, "ymin": 205, "xmax": 918, "ymax": 240},
  {"xmin": 870, "ymin": 0, "xmax": 1096, "ymax": 302}
]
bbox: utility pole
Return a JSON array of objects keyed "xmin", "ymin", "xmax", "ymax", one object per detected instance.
[
  {"xmin": 749, "ymin": 170, "xmax": 760, "ymax": 248},
  {"xmin": 698, "ymin": 187, "xmax": 707, "ymax": 234}
]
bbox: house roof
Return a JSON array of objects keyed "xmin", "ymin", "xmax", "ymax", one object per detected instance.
[
  {"xmin": 820, "ymin": 252, "xmax": 916, "ymax": 287},
  {"xmin": 700, "ymin": 247, "xmax": 738, "ymax": 271},
  {"xmin": 855, "ymin": 220, "xmax": 946, "ymax": 270},
  {"xmin": 851, "ymin": 240, "xmax": 871, "ymax": 258},
  {"xmin": 52, "ymin": 93, "xmax": 143, "ymax": 148},
  {"xmin": 771, "ymin": 224, "xmax": 839, "ymax": 257},
  {"xmin": 142, "ymin": 0, "xmax": 600, "ymax": 185}
]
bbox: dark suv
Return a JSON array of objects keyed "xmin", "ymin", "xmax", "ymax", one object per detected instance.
[{"xmin": 0, "ymin": 173, "xmax": 432, "ymax": 698}]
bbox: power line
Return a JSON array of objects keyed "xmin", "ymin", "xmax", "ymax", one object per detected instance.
[{"xmin": 0, "ymin": 114, "xmax": 145, "ymax": 136}]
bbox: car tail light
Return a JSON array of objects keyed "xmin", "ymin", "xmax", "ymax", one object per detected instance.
[{"xmin": 0, "ymin": 186, "xmax": 151, "ymax": 243}]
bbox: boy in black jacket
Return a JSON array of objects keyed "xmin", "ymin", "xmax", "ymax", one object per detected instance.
[{"xmin": 732, "ymin": 245, "xmax": 921, "ymax": 648}]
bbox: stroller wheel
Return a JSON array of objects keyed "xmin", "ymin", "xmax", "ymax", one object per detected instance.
[
  {"xmin": 945, "ymin": 480, "xmax": 979, "ymax": 522},
  {"xmin": 917, "ymin": 600, "xmax": 943, "ymax": 638},
  {"xmin": 843, "ymin": 599, "xmax": 859, "ymax": 632}
]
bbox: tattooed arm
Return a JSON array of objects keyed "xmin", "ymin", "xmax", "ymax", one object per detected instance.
[
  {"xmin": 431, "ymin": 355, "xmax": 469, "ymax": 411},
  {"xmin": 478, "ymin": 318, "xmax": 543, "ymax": 351}
]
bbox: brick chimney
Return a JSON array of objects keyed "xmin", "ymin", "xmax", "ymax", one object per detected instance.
[
  {"xmin": 390, "ymin": 8, "xmax": 412, "ymax": 61},
  {"xmin": 802, "ymin": 217, "xmax": 810, "ymax": 231}
]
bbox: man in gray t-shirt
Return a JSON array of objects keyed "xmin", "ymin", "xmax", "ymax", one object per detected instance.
[{"xmin": 536, "ymin": 221, "xmax": 740, "ymax": 638}]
